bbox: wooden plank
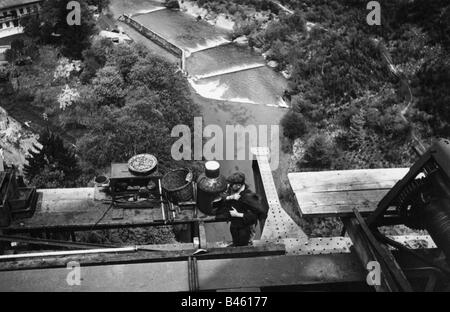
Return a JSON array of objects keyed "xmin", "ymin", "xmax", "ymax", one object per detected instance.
[
  {"xmin": 288, "ymin": 168, "xmax": 409, "ymax": 217},
  {"xmin": 7, "ymin": 208, "xmax": 224, "ymax": 231},
  {"xmin": 352, "ymin": 210, "xmax": 412, "ymax": 292},
  {"xmin": 6, "ymin": 188, "xmax": 231, "ymax": 232},
  {"xmin": 140, "ymin": 243, "xmax": 196, "ymax": 251},
  {"xmin": 110, "ymin": 163, "xmax": 161, "ymax": 179},
  {"xmin": 280, "ymin": 237, "xmax": 352, "ymax": 255},
  {"xmin": 198, "ymin": 221, "xmax": 207, "ymax": 249},
  {"xmin": 0, "ymin": 259, "xmax": 189, "ymax": 292},
  {"xmin": 251, "ymin": 148, "xmax": 306, "ymax": 241},
  {"xmin": 288, "ymin": 168, "xmax": 409, "ymax": 193},
  {"xmin": 0, "ymin": 253, "xmax": 364, "ymax": 291},
  {"xmin": 111, "ymin": 208, "xmax": 124, "ymax": 220},
  {"xmin": 298, "ymin": 189, "xmax": 390, "ymax": 217},
  {"xmin": 217, "ymin": 288, "xmax": 261, "ymax": 292},
  {"xmin": 0, "ymin": 244, "xmax": 285, "ymax": 271},
  {"xmin": 343, "ymin": 217, "xmax": 388, "ymax": 292},
  {"xmin": 0, "ymin": 235, "xmax": 119, "ymax": 250},
  {"xmin": 299, "ymin": 189, "xmax": 387, "ymax": 207}
]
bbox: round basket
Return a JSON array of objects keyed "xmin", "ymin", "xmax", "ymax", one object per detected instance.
[
  {"xmin": 128, "ymin": 154, "xmax": 157, "ymax": 175},
  {"xmin": 161, "ymin": 168, "xmax": 194, "ymax": 203}
]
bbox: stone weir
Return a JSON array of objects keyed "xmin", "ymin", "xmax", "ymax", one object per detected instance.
[{"xmin": 118, "ymin": 14, "xmax": 186, "ymax": 72}]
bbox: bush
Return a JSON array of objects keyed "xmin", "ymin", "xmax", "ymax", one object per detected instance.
[
  {"xmin": 92, "ymin": 66, "xmax": 126, "ymax": 106},
  {"xmin": 300, "ymin": 133, "xmax": 337, "ymax": 169},
  {"xmin": 80, "ymin": 38, "xmax": 114, "ymax": 84},
  {"xmin": 232, "ymin": 19, "xmax": 258, "ymax": 38},
  {"xmin": 165, "ymin": 0, "xmax": 180, "ymax": 9},
  {"xmin": 24, "ymin": 129, "xmax": 81, "ymax": 187},
  {"xmin": 281, "ymin": 111, "xmax": 308, "ymax": 140},
  {"xmin": 77, "ymin": 107, "xmax": 173, "ymax": 169},
  {"xmin": 4, "ymin": 38, "xmax": 39, "ymax": 64},
  {"xmin": 416, "ymin": 50, "xmax": 450, "ymax": 136}
]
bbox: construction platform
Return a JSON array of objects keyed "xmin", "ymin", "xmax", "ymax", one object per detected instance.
[
  {"xmin": 4, "ymin": 187, "xmax": 231, "ymax": 233},
  {"xmin": 0, "ymin": 148, "xmax": 441, "ymax": 291}
]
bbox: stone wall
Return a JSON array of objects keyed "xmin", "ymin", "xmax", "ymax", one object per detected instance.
[{"xmin": 119, "ymin": 14, "xmax": 183, "ymax": 58}]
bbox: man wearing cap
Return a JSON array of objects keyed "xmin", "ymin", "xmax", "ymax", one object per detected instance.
[{"xmin": 221, "ymin": 172, "xmax": 266, "ymax": 246}]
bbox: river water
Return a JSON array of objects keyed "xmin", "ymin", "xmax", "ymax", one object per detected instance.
[
  {"xmin": 132, "ymin": 8, "xmax": 288, "ymax": 107},
  {"xmin": 110, "ymin": 1, "xmax": 294, "ymax": 242},
  {"xmin": 109, "ymin": 0, "xmax": 165, "ymax": 17},
  {"xmin": 133, "ymin": 9, "xmax": 230, "ymax": 52}
]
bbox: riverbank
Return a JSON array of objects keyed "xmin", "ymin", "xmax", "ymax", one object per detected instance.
[
  {"xmin": 179, "ymin": 0, "xmax": 235, "ymax": 31},
  {"xmin": 177, "ymin": 0, "xmax": 296, "ymax": 89}
]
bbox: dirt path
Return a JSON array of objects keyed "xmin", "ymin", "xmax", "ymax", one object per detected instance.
[
  {"xmin": 272, "ymin": 0, "xmax": 294, "ymax": 14},
  {"xmin": 379, "ymin": 45, "xmax": 425, "ymax": 155}
]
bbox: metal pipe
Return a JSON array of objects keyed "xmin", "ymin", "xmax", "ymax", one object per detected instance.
[
  {"xmin": 159, "ymin": 179, "xmax": 166, "ymax": 223},
  {"xmin": 0, "ymin": 235, "xmax": 120, "ymax": 250},
  {"xmin": 0, "ymin": 246, "xmax": 138, "ymax": 260}
]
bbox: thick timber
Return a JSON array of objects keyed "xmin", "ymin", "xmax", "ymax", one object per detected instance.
[
  {"xmin": 0, "ymin": 253, "xmax": 365, "ymax": 291},
  {"xmin": 0, "ymin": 243, "xmax": 285, "ymax": 272},
  {"xmin": 4, "ymin": 188, "xmax": 231, "ymax": 233},
  {"xmin": 288, "ymin": 168, "xmax": 409, "ymax": 217},
  {"xmin": 251, "ymin": 147, "xmax": 307, "ymax": 241}
]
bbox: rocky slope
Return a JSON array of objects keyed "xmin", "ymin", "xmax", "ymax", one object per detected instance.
[{"xmin": 0, "ymin": 107, "xmax": 40, "ymax": 172}]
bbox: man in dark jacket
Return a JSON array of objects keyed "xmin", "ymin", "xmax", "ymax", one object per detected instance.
[{"xmin": 221, "ymin": 172, "xmax": 267, "ymax": 246}]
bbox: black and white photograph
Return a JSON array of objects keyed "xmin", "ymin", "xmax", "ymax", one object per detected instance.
[{"xmin": 0, "ymin": 0, "xmax": 449, "ymax": 295}]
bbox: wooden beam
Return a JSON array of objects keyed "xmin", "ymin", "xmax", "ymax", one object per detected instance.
[
  {"xmin": 5, "ymin": 188, "xmax": 231, "ymax": 232},
  {"xmin": 352, "ymin": 210, "xmax": 412, "ymax": 292},
  {"xmin": 198, "ymin": 221, "xmax": 207, "ymax": 249},
  {"xmin": 343, "ymin": 217, "xmax": 389, "ymax": 292},
  {"xmin": 0, "ymin": 243, "xmax": 286, "ymax": 271},
  {"xmin": 0, "ymin": 253, "xmax": 364, "ymax": 291},
  {"xmin": 344, "ymin": 212, "xmax": 414, "ymax": 292},
  {"xmin": 251, "ymin": 148, "xmax": 306, "ymax": 241},
  {"xmin": 217, "ymin": 288, "xmax": 261, "ymax": 292},
  {"xmin": 0, "ymin": 234, "xmax": 119, "ymax": 249},
  {"xmin": 288, "ymin": 168, "xmax": 409, "ymax": 217}
]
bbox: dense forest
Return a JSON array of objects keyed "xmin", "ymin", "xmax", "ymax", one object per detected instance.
[
  {"xmin": 191, "ymin": 0, "xmax": 450, "ymax": 236},
  {"xmin": 1, "ymin": 0, "xmax": 200, "ymax": 244},
  {"xmin": 195, "ymin": 0, "xmax": 450, "ymax": 170},
  {"xmin": 4, "ymin": 0, "xmax": 199, "ymax": 184}
]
